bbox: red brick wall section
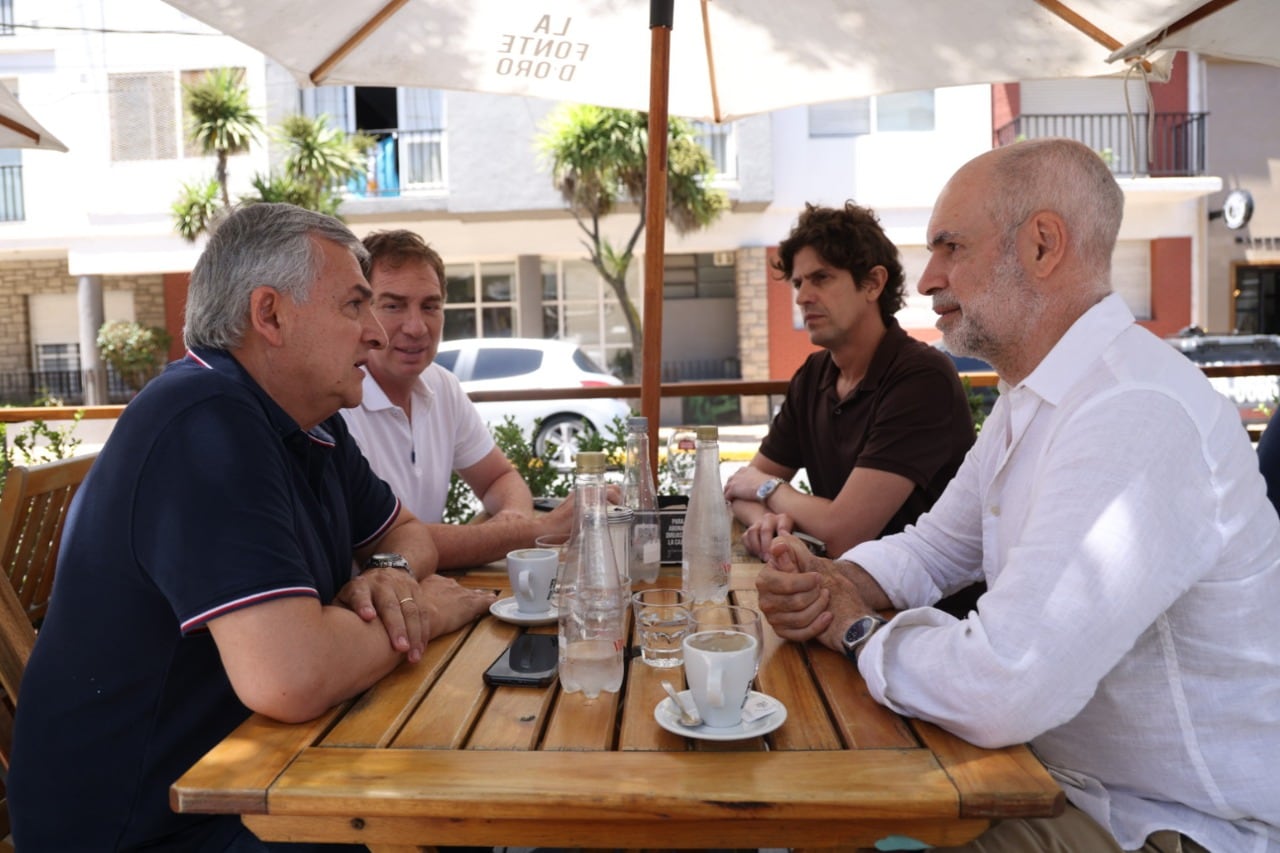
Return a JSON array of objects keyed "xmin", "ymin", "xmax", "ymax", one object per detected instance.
[
  {"xmin": 163, "ymin": 272, "xmax": 189, "ymax": 360},
  {"xmin": 1141, "ymin": 237, "xmax": 1191, "ymax": 338},
  {"xmin": 991, "ymin": 83, "xmax": 1020, "ymax": 145},
  {"xmin": 765, "ymin": 246, "xmax": 821, "ymax": 379},
  {"xmin": 1149, "ymin": 53, "xmax": 1188, "ymax": 114}
]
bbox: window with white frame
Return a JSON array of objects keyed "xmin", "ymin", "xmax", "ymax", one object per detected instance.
[
  {"xmin": 108, "ymin": 67, "xmax": 248, "ymax": 162},
  {"xmin": 808, "ymin": 90, "xmax": 935, "ymax": 137},
  {"xmin": 302, "ymin": 85, "xmax": 446, "ymax": 189},
  {"xmin": 691, "ymin": 121, "xmax": 737, "ymax": 181},
  {"xmin": 662, "ymin": 253, "xmax": 735, "ymax": 300},
  {"xmin": 0, "ymin": 0, "xmax": 13, "ymax": 36},
  {"xmin": 540, "ymin": 258, "xmax": 632, "ymax": 373},
  {"xmin": 444, "ymin": 261, "xmax": 517, "ymax": 340}
]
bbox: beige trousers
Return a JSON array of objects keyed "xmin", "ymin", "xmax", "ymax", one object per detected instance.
[{"xmin": 930, "ymin": 803, "xmax": 1210, "ymax": 853}]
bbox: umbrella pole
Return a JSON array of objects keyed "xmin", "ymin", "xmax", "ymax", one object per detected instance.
[{"xmin": 643, "ymin": 0, "xmax": 673, "ymax": 477}]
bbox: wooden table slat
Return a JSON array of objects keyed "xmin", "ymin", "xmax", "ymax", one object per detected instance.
[
  {"xmin": 910, "ymin": 719, "xmax": 1066, "ymax": 819},
  {"xmin": 392, "ymin": 618, "xmax": 515, "ymax": 749},
  {"xmin": 169, "ymin": 704, "xmax": 344, "ymax": 815},
  {"xmin": 808, "ymin": 643, "xmax": 919, "ymax": 749},
  {"xmin": 322, "ymin": 623, "xmax": 474, "ymax": 748}
]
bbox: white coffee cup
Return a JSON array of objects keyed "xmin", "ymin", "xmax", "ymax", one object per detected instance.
[
  {"xmin": 506, "ymin": 547, "xmax": 558, "ymax": 614},
  {"xmin": 682, "ymin": 629, "xmax": 757, "ymax": 727}
]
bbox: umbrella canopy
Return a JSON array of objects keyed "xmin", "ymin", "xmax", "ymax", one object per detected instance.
[
  {"xmin": 0, "ymin": 82, "xmax": 67, "ymax": 152},
  {"xmin": 1110, "ymin": 0, "xmax": 1280, "ymax": 68},
  {"xmin": 164, "ymin": 0, "xmax": 1182, "ymax": 124},
  {"xmin": 161, "ymin": 0, "xmax": 1192, "ymax": 433}
]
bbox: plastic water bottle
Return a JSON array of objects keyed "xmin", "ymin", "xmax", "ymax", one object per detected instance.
[
  {"xmin": 557, "ymin": 451, "xmax": 625, "ymax": 698},
  {"xmin": 681, "ymin": 425, "xmax": 731, "ymax": 604},
  {"xmin": 623, "ymin": 416, "xmax": 661, "ymax": 584}
]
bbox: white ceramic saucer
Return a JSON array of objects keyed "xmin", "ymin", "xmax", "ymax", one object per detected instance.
[
  {"xmin": 654, "ymin": 690, "xmax": 786, "ymax": 741},
  {"xmin": 489, "ymin": 596, "xmax": 558, "ymax": 626}
]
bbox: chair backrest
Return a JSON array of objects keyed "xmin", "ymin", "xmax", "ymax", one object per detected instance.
[
  {"xmin": 0, "ymin": 453, "xmax": 97, "ymax": 627},
  {"xmin": 0, "ymin": 486, "xmax": 41, "ymax": 846}
]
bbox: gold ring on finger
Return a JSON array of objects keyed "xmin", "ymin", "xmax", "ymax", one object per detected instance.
[{"xmin": 399, "ymin": 597, "xmax": 415, "ymax": 605}]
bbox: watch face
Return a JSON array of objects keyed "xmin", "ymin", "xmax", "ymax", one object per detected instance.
[
  {"xmin": 756, "ymin": 478, "xmax": 780, "ymax": 501},
  {"xmin": 844, "ymin": 617, "xmax": 876, "ymax": 646}
]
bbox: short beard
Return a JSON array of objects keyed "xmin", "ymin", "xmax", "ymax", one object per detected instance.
[{"xmin": 945, "ymin": 246, "xmax": 1042, "ymax": 366}]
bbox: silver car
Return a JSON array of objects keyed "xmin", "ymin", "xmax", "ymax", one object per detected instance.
[{"xmin": 434, "ymin": 337, "xmax": 632, "ymax": 468}]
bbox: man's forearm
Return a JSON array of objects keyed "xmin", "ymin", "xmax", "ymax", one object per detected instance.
[
  {"xmin": 427, "ymin": 517, "xmax": 537, "ymax": 570},
  {"xmin": 479, "ymin": 468, "xmax": 535, "ymax": 517}
]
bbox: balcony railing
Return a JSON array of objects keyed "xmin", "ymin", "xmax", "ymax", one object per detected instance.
[
  {"xmin": 0, "ymin": 369, "xmax": 133, "ymax": 406},
  {"xmin": 0, "ymin": 164, "xmax": 24, "ymax": 222},
  {"xmin": 994, "ymin": 112, "xmax": 1207, "ymax": 177},
  {"xmin": 344, "ymin": 128, "xmax": 445, "ymax": 198}
]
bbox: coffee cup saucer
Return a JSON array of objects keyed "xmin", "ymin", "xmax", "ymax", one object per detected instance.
[
  {"xmin": 654, "ymin": 690, "xmax": 786, "ymax": 741},
  {"xmin": 489, "ymin": 596, "xmax": 558, "ymax": 626}
]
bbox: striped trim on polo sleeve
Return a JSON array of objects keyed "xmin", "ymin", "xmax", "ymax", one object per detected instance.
[
  {"xmin": 354, "ymin": 496, "xmax": 401, "ymax": 550},
  {"xmin": 180, "ymin": 586, "xmax": 319, "ymax": 633}
]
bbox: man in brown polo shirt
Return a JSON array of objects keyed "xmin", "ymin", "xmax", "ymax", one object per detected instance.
[{"xmin": 725, "ymin": 202, "xmax": 975, "ymax": 571}]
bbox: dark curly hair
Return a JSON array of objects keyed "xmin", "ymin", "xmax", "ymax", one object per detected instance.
[
  {"xmin": 361, "ymin": 229, "xmax": 446, "ymax": 295},
  {"xmin": 771, "ymin": 201, "xmax": 906, "ymax": 323}
]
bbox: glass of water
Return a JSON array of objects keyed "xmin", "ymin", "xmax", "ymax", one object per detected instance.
[{"xmin": 631, "ymin": 588, "xmax": 692, "ymax": 668}]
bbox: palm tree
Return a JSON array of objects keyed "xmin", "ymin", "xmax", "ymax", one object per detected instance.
[
  {"xmin": 171, "ymin": 178, "xmax": 221, "ymax": 242},
  {"xmin": 276, "ymin": 114, "xmax": 371, "ymax": 203},
  {"xmin": 537, "ymin": 105, "xmax": 728, "ymax": 379},
  {"xmin": 183, "ymin": 67, "xmax": 263, "ymax": 209}
]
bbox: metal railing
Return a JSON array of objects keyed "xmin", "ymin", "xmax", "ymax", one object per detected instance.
[
  {"xmin": 994, "ymin": 112, "xmax": 1207, "ymax": 177},
  {"xmin": 0, "ymin": 369, "xmax": 133, "ymax": 406},
  {"xmin": 344, "ymin": 128, "xmax": 445, "ymax": 198},
  {"xmin": 0, "ymin": 164, "xmax": 24, "ymax": 222}
]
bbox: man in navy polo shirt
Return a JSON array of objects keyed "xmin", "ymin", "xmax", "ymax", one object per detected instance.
[{"xmin": 9, "ymin": 203, "xmax": 496, "ymax": 851}]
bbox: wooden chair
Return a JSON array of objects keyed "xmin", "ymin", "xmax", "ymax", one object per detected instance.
[
  {"xmin": 0, "ymin": 454, "xmax": 96, "ymax": 627},
  {"xmin": 0, "ymin": 524, "xmax": 36, "ymax": 851},
  {"xmin": 0, "ymin": 454, "xmax": 94, "ymax": 851}
]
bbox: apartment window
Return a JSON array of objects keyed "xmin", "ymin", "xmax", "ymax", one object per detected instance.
[
  {"xmin": 808, "ymin": 90, "xmax": 935, "ymax": 137},
  {"xmin": 34, "ymin": 343, "xmax": 79, "ymax": 372},
  {"xmin": 0, "ymin": 0, "xmax": 14, "ymax": 36},
  {"xmin": 108, "ymin": 67, "xmax": 247, "ymax": 162},
  {"xmin": 109, "ymin": 72, "xmax": 178, "ymax": 161},
  {"xmin": 540, "ymin": 258, "xmax": 631, "ymax": 373},
  {"xmin": 663, "ymin": 253, "xmax": 735, "ymax": 300},
  {"xmin": 691, "ymin": 121, "xmax": 738, "ymax": 181},
  {"xmin": 444, "ymin": 261, "xmax": 516, "ymax": 340},
  {"xmin": 303, "ymin": 85, "xmax": 446, "ymax": 191},
  {"xmin": 0, "ymin": 142, "xmax": 21, "ymax": 222}
]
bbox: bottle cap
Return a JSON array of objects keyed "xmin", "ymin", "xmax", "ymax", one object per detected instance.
[
  {"xmin": 627, "ymin": 415, "xmax": 648, "ymax": 430},
  {"xmin": 695, "ymin": 425, "xmax": 719, "ymax": 441},
  {"xmin": 576, "ymin": 450, "xmax": 608, "ymax": 473}
]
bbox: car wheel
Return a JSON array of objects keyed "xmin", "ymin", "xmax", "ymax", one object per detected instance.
[{"xmin": 534, "ymin": 414, "xmax": 594, "ymax": 470}]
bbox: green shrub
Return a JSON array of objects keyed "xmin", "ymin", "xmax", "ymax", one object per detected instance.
[{"xmin": 97, "ymin": 321, "xmax": 172, "ymax": 392}]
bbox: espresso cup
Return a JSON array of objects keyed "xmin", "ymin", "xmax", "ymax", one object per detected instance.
[
  {"xmin": 682, "ymin": 629, "xmax": 757, "ymax": 727},
  {"xmin": 505, "ymin": 547, "xmax": 559, "ymax": 614}
]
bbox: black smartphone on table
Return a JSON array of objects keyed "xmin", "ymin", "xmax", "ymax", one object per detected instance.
[{"xmin": 483, "ymin": 632, "xmax": 559, "ymax": 687}]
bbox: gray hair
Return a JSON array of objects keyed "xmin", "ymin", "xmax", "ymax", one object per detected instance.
[
  {"xmin": 986, "ymin": 138, "xmax": 1124, "ymax": 287},
  {"xmin": 184, "ymin": 203, "xmax": 369, "ymax": 350}
]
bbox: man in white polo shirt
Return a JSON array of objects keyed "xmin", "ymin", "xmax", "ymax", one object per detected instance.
[{"xmin": 342, "ymin": 229, "xmax": 575, "ymax": 569}]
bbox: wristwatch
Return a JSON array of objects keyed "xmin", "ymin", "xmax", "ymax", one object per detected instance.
[
  {"xmin": 363, "ymin": 553, "xmax": 412, "ymax": 577},
  {"xmin": 756, "ymin": 477, "xmax": 785, "ymax": 506},
  {"xmin": 841, "ymin": 614, "xmax": 887, "ymax": 663}
]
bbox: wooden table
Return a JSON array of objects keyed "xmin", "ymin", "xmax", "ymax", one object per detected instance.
[{"xmin": 171, "ymin": 559, "xmax": 1063, "ymax": 851}]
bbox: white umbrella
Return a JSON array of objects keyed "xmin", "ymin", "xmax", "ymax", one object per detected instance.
[
  {"xmin": 1109, "ymin": 0, "xmax": 1280, "ymax": 68},
  {"xmin": 0, "ymin": 81, "xmax": 67, "ymax": 152},
  {"xmin": 161, "ymin": 0, "xmax": 1186, "ymax": 433}
]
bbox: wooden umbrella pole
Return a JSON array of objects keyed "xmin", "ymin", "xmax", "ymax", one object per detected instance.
[{"xmin": 643, "ymin": 0, "xmax": 674, "ymax": 478}]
